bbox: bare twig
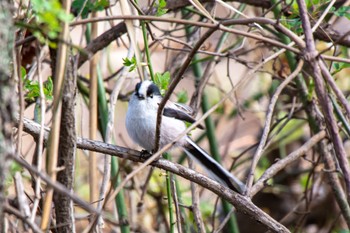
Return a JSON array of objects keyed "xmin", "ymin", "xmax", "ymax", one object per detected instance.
[
  {"xmin": 319, "ymin": 59, "xmax": 350, "ymax": 120},
  {"xmin": 212, "ymin": 207, "xmax": 235, "ymax": 233},
  {"xmin": 297, "ymin": 0, "xmax": 350, "ymax": 199},
  {"xmin": 4, "ymin": 203, "xmax": 43, "ymax": 233},
  {"xmin": 14, "ymin": 172, "xmax": 31, "ymax": 230},
  {"xmin": 74, "ymin": 15, "xmax": 350, "ymax": 70},
  {"xmin": 246, "ymin": 60, "xmax": 304, "ymax": 195},
  {"xmin": 30, "ymin": 42, "xmax": 46, "ymax": 224},
  {"xmin": 96, "ymin": 49, "xmax": 129, "ymax": 229},
  {"xmin": 189, "ymin": 159, "xmax": 205, "ymax": 233},
  {"xmin": 10, "ymin": 154, "xmax": 100, "ymax": 216},
  {"xmin": 155, "ymin": 26, "xmax": 218, "ymax": 152},
  {"xmin": 171, "ymin": 179, "xmax": 183, "ymax": 233},
  {"xmin": 322, "ymin": 140, "xmax": 350, "ymax": 228},
  {"xmin": 89, "ymin": 10, "xmax": 99, "ymax": 209},
  {"xmin": 251, "ymin": 130, "xmax": 326, "ymax": 196}
]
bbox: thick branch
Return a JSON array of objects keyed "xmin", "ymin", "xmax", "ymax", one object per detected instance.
[
  {"xmin": 54, "ymin": 55, "xmax": 77, "ymax": 232},
  {"xmin": 77, "ymin": 22, "xmax": 126, "ymax": 68},
  {"xmin": 19, "ymin": 117, "xmax": 290, "ymax": 233}
]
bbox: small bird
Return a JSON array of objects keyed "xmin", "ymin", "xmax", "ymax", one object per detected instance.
[{"xmin": 125, "ymin": 80, "xmax": 246, "ymax": 194}]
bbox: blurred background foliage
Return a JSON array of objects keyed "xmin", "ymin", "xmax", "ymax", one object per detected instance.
[{"xmin": 4, "ymin": 0, "xmax": 350, "ymax": 232}]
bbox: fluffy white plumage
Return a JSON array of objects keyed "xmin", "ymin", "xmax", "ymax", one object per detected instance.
[
  {"xmin": 125, "ymin": 80, "xmax": 246, "ymax": 193},
  {"xmin": 126, "ymin": 80, "xmax": 187, "ymax": 151}
]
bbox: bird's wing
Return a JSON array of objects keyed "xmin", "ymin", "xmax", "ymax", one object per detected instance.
[{"xmin": 163, "ymin": 103, "xmax": 204, "ymax": 129}]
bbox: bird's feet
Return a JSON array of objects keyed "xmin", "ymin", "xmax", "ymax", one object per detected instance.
[
  {"xmin": 140, "ymin": 150, "xmax": 152, "ymax": 160},
  {"xmin": 140, "ymin": 150, "xmax": 161, "ymax": 162}
]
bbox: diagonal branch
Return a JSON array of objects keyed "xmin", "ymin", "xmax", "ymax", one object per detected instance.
[
  {"xmin": 154, "ymin": 26, "xmax": 218, "ymax": 151},
  {"xmin": 297, "ymin": 0, "xmax": 350, "ymax": 200},
  {"xmin": 245, "ymin": 60, "xmax": 304, "ymax": 195},
  {"xmin": 19, "ymin": 117, "xmax": 290, "ymax": 233},
  {"xmin": 251, "ymin": 130, "xmax": 326, "ymax": 196}
]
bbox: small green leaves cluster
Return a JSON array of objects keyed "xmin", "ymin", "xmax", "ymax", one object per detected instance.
[
  {"xmin": 71, "ymin": 0, "xmax": 109, "ymax": 19},
  {"xmin": 153, "ymin": 0, "xmax": 168, "ymax": 16},
  {"xmin": 282, "ymin": 0, "xmax": 350, "ymax": 35},
  {"xmin": 122, "ymin": 56, "xmax": 137, "ymax": 72},
  {"xmin": 21, "ymin": 67, "xmax": 53, "ymax": 102},
  {"xmin": 332, "ymin": 62, "xmax": 350, "ymax": 75},
  {"xmin": 176, "ymin": 90, "xmax": 188, "ymax": 103},
  {"xmin": 330, "ymin": 6, "xmax": 350, "ymax": 19},
  {"xmin": 122, "ymin": 56, "xmax": 187, "ymax": 102},
  {"xmin": 154, "ymin": 71, "xmax": 170, "ymax": 95},
  {"xmin": 31, "ymin": 0, "xmax": 73, "ymax": 46}
]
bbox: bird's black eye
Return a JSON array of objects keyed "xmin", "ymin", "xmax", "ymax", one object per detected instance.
[{"xmin": 146, "ymin": 83, "xmax": 161, "ymax": 98}]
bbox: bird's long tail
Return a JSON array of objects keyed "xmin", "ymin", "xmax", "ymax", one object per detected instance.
[{"xmin": 183, "ymin": 137, "xmax": 246, "ymax": 194}]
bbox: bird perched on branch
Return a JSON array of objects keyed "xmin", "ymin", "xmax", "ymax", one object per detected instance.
[{"xmin": 126, "ymin": 80, "xmax": 246, "ymax": 194}]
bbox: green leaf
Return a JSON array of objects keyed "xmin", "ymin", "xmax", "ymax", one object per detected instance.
[
  {"xmin": 154, "ymin": 0, "xmax": 168, "ymax": 16},
  {"xmin": 44, "ymin": 77, "xmax": 54, "ymax": 100},
  {"xmin": 72, "ymin": 0, "xmax": 109, "ymax": 18},
  {"xmin": 299, "ymin": 173, "xmax": 312, "ymax": 189},
  {"xmin": 72, "ymin": 0, "xmax": 93, "ymax": 18},
  {"xmin": 176, "ymin": 90, "xmax": 188, "ymax": 103},
  {"xmin": 5, "ymin": 162, "xmax": 24, "ymax": 189},
  {"xmin": 122, "ymin": 56, "xmax": 137, "ymax": 72},
  {"xmin": 31, "ymin": 0, "xmax": 73, "ymax": 45},
  {"xmin": 333, "ymin": 6, "xmax": 350, "ymax": 19},
  {"xmin": 20, "ymin": 66, "xmax": 27, "ymax": 79},
  {"xmin": 93, "ymin": 0, "xmax": 109, "ymax": 11},
  {"xmin": 154, "ymin": 71, "xmax": 170, "ymax": 95},
  {"xmin": 332, "ymin": 62, "xmax": 350, "ymax": 75},
  {"xmin": 23, "ymin": 77, "xmax": 54, "ymax": 101}
]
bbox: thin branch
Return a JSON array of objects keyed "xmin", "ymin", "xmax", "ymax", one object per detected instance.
[
  {"xmin": 251, "ymin": 130, "xmax": 326, "ymax": 196},
  {"xmin": 246, "ymin": 59, "xmax": 304, "ymax": 195},
  {"xmin": 96, "ymin": 57, "xmax": 128, "ymax": 229},
  {"xmin": 73, "ymin": 15, "xmax": 302, "ymax": 55},
  {"xmin": 154, "ymin": 25, "xmax": 218, "ymax": 152},
  {"xmin": 212, "ymin": 207, "xmax": 235, "ymax": 233},
  {"xmin": 18, "ymin": 117, "xmax": 290, "ymax": 233},
  {"xmin": 89, "ymin": 10, "xmax": 99, "ymax": 208},
  {"xmin": 30, "ymin": 42, "xmax": 46, "ymax": 224},
  {"xmin": 297, "ymin": 0, "xmax": 350, "ymax": 199},
  {"xmin": 14, "ymin": 172, "xmax": 31, "ymax": 230},
  {"xmin": 322, "ymin": 140, "xmax": 350, "ymax": 229},
  {"xmin": 4, "ymin": 203, "xmax": 43, "ymax": 233},
  {"xmin": 189, "ymin": 159, "xmax": 205, "ymax": 233},
  {"xmin": 74, "ymin": 15, "xmax": 350, "ymax": 69},
  {"xmin": 171, "ymin": 179, "xmax": 183, "ymax": 233},
  {"xmin": 319, "ymin": 59, "xmax": 350, "ymax": 120},
  {"xmin": 10, "ymin": 154, "xmax": 100, "ymax": 216}
]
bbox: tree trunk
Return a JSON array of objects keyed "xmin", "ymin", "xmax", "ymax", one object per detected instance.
[{"xmin": 0, "ymin": 2, "xmax": 16, "ymax": 232}]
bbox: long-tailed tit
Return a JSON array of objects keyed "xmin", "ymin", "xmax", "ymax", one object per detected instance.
[{"xmin": 126, "ymin": 80, "xmax": 246, "ymax": 194}]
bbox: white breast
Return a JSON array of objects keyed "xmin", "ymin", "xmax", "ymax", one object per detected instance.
[{"xmin": 126, "ymin": 94, "xmax": 187, "ymax": 151}]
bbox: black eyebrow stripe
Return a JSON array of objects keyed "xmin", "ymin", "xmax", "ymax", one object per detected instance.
[
  {"xmin": 135, "ymin": 82, "xmax": 141, "ymax": 95},
  {"xmin": 146, "ymin": 83, "xmax": 161, "ymax": 96}
]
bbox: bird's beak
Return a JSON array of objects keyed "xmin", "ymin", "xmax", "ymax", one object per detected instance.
[{"xmin": 136, "ymin": 93, "xmax": 145, "ymax": 100}]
